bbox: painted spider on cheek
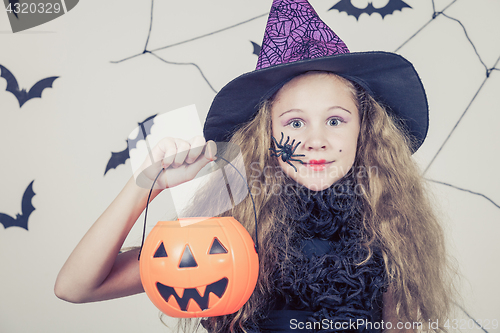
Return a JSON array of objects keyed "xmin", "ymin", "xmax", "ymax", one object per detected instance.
[{"xmin": 269, "ymin": 132, "xmax": 305, "ymax": 172}]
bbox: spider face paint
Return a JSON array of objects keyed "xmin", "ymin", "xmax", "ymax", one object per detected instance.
[
  {"xmin": 269, "ymin": 132, "xmax": 305, "ymax": 172},
  {"xmin": 271, "ymin": 73, "xmax": 360, "ymax": 191}
]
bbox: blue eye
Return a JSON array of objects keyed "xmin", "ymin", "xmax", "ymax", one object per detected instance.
[
  {"xmin": 328, "ymin": 118, "xmax": 342, "ymax": 126},
  {"xmin": 289, "ymin": 119, "xmax": 304, "ymax": 128}
]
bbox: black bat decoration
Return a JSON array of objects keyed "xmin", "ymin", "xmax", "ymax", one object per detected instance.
[
  {"xmin": 104, "ymin": 114, "xmax": 158, "ymax": 175},
  {"xmin": 0, "ymin": 180, "xmax": 36, "ymax": 230},
  {"xmin": 0, "ymin": 64, "xmax": 59, "ymax": 108},
  {"xmin": 250, "ymin": 41, "xmax": 261, "ymax": 56},
  {"xmin": 329, "ymin": 0, "xmax": 412, "ymax": 20}
]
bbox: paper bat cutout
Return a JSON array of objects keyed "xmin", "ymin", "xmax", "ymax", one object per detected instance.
[
  {"xmin": 0, "ymin": 180, "xmax": 35, "ymax": 230},
  {"xmin": 0, "ymin": 64, "xmax": 59, "ymax": 108},
  {"xmin": 329, "ymin": 0, "xmax": 412, "ymax": 20},
  {"xmin": 104, "ymin": 114, "xmax": 158, "ymax": 175},
  {"xmin": 250, "ymin": 41, "xmax": 261, "ymax": 56}
]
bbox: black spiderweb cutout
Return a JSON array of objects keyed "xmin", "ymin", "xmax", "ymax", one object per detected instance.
[
  {"xmin": 110, "ymin": 0, "xmax": 268, "ymax": 94},
  {"xmin": 394, "ymin": 0, "xmax": 500, "ymax": 211},
  {"xmin": 389, "ymin": 0, "xmax": 500, "ymax": 329}
]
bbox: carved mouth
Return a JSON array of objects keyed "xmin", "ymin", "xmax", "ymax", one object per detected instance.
[{"xmin": 156, "ymin": 278, "xmax": 228, "ymax": 311}]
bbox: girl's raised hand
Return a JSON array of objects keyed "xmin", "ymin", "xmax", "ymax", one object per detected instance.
[
  {"xmin": 55, "ymin": 136, "xmax": 217, "ymax": 304},
  {"xmin": 136, "ymin": 136, "xmax": 217, "ymax": 190}
]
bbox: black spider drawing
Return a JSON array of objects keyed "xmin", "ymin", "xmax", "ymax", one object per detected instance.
[{"xmin": 269, "ymin": 132, "xmax": 305, "ymax": 172}]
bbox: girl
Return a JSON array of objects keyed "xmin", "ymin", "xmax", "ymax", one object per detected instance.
[{"xmin": 55, "ymin": 0, "xmax": 456, "ymax": 332}]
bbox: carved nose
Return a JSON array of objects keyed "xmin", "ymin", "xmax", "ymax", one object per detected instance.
[{"xmin": 179, "ymin": 245, "xmax": 198, "ymax": 268}]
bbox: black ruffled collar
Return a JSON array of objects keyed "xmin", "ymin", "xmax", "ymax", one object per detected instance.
[
  {"xmin": 270, "ymin": 175, "xmax": 388, "ymax": 332},
  {"xmin": 292, "ymin": 175, "xmax": 361, "ymax": 240}
]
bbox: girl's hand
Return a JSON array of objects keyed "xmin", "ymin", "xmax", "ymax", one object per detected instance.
[{"xmin": 136, "ymin": 136, "xmax": 217, "ymax": 190}]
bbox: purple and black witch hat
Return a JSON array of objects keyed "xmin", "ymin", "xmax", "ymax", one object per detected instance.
[{"xmin": 203, "ymin": 0, "xmax": 428, "ymax": 152}]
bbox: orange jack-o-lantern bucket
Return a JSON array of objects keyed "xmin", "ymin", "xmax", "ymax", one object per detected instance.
[{"xmin": 139, "ymin": 216, "xmax": 259, "ymax": 318}]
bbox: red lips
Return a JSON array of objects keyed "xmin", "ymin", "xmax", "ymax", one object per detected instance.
[{"xmin": 305, "ymin": 159, "xmax": 328, "ymax": 171}]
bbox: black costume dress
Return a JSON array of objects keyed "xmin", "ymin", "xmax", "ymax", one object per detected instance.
[
  {"xmin": 253, "ymin": 176, "xmax": 388, "ymax": 332},
  {"xmin": 203, "ymin": 176, "xmax": 388, "ymax": 332}
]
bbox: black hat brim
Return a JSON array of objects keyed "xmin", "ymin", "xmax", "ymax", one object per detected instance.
[{"xmin": 203, "ymin": 51, "xmax": 428, "ymax": 153}]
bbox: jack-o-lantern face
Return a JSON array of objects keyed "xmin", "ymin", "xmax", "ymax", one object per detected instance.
[
  {"xmin": 153, "ymin": 237, "xmax": 229, "ymax": 311},
  {"xmin": 139, "ymin": 217, "xmax": 259, "ymax": 318}
]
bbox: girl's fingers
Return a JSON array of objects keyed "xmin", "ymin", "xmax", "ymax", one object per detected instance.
[
  {"xmin": 158, "ymin": 138, "xmax": 177, "ymax": 169},
  {"xmin": 139, "ymin": 137, "xmax": 218, "ymax": 189},
  {"xmin": 204, "ymin": 140, "xmax": 217, "ymax": 161},
  {"xmin": 171, "ymin": 138, "xmax": 190, "ymax": 168},
  {"xmin": 160, "ymin": 140, "xmax": 217, "ymax": 189},
  {"xmin": 161, "ymin": 137, "xmax": 216, "ymax": 168},
  {"xmin": 182, "ymin": 141, "xmax": 218, "ymax": 181},
  {"xmin": 185, "ymin": 136, "xmax": 206, "ymax": 164}
]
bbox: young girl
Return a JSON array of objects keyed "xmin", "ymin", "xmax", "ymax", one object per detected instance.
[{"xmin": 55, "ymin": 0, "xmax": 456, "ymax": 332}]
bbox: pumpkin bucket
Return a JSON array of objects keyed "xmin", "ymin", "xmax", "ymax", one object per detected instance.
[{"xmin": 140, "ymin": 217, "xmax": 258, "ymax": 318}]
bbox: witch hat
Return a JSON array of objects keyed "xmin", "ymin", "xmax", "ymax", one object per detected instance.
[{"xmin": 203, "ymin": 0, "xmax": 428, "ymax": 152}]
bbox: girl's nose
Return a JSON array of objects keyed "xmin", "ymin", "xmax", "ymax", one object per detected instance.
[{"xmin": 303, "ymin": 128, "xmax": 328, "ymax": 151}]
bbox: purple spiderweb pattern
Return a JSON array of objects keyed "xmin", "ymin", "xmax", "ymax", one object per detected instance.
[{"xmin": 256, "ymin": 0, "xmax": 349, "ymax": 70}]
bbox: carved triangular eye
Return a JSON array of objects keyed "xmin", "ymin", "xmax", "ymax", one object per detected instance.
[
  {"xmin": 179, "ymin": 245, "xmax": 198, "ymax": 268},
  {"xmin": 209, "ymin": 237, "xmax": 228, "ymax": 254},
  {"xmin": 153, "ymin": 242, "xmax": 168, "ymax": 258}
]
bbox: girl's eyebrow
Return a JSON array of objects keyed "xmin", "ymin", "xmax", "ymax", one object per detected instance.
[
  {"xmin": 329, "ymin": 106, "xmax": 352, "ymax": 114},
  {"xmin": 279, "ymin": 106, "xmax": 352, "ymax": 117},
  {"xmin": 278, "ymin": 109, "xmax": 302, "ymax": 117}
]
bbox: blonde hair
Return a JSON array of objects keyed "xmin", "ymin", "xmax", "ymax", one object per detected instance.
[
  {"xmin": 353, "ymin": 84, "xmax": 458, "ymax": 329},
  {"xmin": 171, "ymin": 72, "xmax": 457, "ymax": 332}
]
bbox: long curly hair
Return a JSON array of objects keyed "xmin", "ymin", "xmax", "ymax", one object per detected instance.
[{"xmin": 170, "ymin": 72, "xmax": 457, "ymax": 332}]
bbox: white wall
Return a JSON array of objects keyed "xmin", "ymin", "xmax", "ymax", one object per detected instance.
[{"xmin": 0, "ymin": 0, "xmax": 499, "ymax": 332}]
